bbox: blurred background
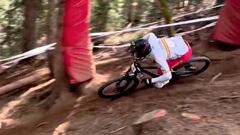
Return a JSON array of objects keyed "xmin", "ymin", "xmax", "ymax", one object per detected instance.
[{"xmin": 0, "ymin": 0, "xmax": 224, "ymax": 57}]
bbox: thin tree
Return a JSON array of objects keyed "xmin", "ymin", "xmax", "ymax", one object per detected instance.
[
  {"xmin": 123, "ymin": 0, "xmax": 134, "ymax": 24},
  {"xmin": 40, "ymin": 0, "xmax": 69, "ymax": 109},
  {"xmin": 47, "ymin": 0, "xmax": 58, "ymax": 44},
  {"xmin": 155, "ymin": 0, "xmax": 175, "ymax": 37},
  {"xmin": 22, "ymin": 0, "xmax": 40, "ymax": 52}
]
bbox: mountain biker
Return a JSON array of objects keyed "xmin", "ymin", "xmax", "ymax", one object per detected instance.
[{"xmin": 129, "ymin": 33, "xmax": 192, "ymax": 88}]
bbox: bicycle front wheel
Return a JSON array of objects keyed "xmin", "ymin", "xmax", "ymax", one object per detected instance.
[{"xmin": 98, "ymin": 76, "xmax": 139, "ymax": 98}]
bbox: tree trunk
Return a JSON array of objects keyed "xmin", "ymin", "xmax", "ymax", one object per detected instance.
[
  {"xmin": 123, "ymin": 0, "xmax": 134, "ymax": 24},
  {"xmin": 155, "ymin": 0, "xmax": 175, "ymax": 37},
  {"xmin": 41, "ymin": 0, "xmax": 94, "ymax": 109},
  {"xmin": 177, "ymin": 0, "xmax": 181, "ymax": 9},
  {"xmin": 22, "ymin": 0, "xmax": 40, "ymax": 52},
  {"xmin": 187, "ymin": 0, "xmax": 192, "ymax": 11},
  {"xmin": 39, "ymin": 0, "xmax": 70, "ymax": 110},
  {"xmin": 47, "ymin": 0, "xmax": 58, "ymax": 44},
  {"xmin": 133, "ymin": 0, "xmax": 142, "ymax": 25},
  {"xmin": 182, "ymin": 0, "xmax": 185, "ymax": 7}
]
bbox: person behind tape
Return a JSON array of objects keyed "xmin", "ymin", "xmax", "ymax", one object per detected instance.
[{"xmin": 129, "ymin": 33, "xmax": 192, "ymax": 88}]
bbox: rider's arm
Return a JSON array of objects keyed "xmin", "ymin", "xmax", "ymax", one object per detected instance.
[
  {"xmin": 150, "ymin": 40, "xmax": 172, "ymax": 83},
  {"xmin": 151, "ymin": 57, "xmax": 172, "ymax": 83},
  {"xmin": 143, "ymin": 32, "xmax": 172, "ymax": 83}
]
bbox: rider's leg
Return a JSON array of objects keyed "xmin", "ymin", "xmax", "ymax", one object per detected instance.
[
  {"xmin": 157, "ymin": 42, "xmax": 192, "ymax": 76},
  {"xmin": 157, "ymin": 50, "xmax": 191, "ymax": 75},
  {"xmin": 167, "ymin": 43, "xmax": 192, "ymax": 69}
]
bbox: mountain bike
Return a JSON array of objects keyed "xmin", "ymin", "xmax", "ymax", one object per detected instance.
[{"xmin": 98, "ymin": 47, "xmax": 210, "ymax": 99}]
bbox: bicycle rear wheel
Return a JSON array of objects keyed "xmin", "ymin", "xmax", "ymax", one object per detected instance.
[
  {"xmin": 98, "ymin": 76, "xmax": 139, "ymax": 98},
  {"xmin": 174, "ymin": 56, "xmax": 210, "ymax": 77}
]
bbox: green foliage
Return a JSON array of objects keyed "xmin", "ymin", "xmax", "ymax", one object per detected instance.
[
  {"xmin": 107, "ymin": 0, "xmax": 125, "ymax": 30},
  {"xmin": 0, "ymin": 0, "xmax": 205, "ymax": 57},
  {"xmin": 91, "ymin": 0, "xmax": 111, "ymax": 32},
  {"xmin": 157, "ymin": 0, "xmax": 175, "ymax": 36},
  {"xmin": 0, "ymin": 0, "xmax": 46, "ymax": 57},
  {"xmin": 0, "ymin": 1, "xmax": 10, "ymax": 9},
  {"xmin": 37, "ymin": 0, "xmax": 48, "ymax": 39},
  {"xmin": 91, "ymin": 0, "xmax": 161, "ymax": 32},
  {"xmin": 145, "ymin": 1, "xmax": 161, "ymax": 23},
  {"xmin": 0, "ymin": 0, "xmax": 24, "ymax": 57}
]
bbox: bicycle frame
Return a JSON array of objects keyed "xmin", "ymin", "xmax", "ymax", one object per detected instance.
[
  {"xmin": 124, "ymin": 50, "xmax": 211, "ymax": 81},
  {"xmin": 126, "ymin": 60, "xmax": 159, "ymax": 79},
  {"xmin": 126, "ymin": 59, "xmax": 190, "ymax": 80}
]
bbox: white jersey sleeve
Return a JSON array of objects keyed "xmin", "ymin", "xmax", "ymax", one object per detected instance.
[
  {"xmin": 151, "ymin": 54, "xmax": 172, "ymax": 84},
  {"xmin": 143, "ymin": 33, "xmax": 172, "ymax": 84}
]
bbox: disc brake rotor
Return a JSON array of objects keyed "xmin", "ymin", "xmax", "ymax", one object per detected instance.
[{"xmin": 116, "ymin": 79, "xmax": 128, "ymax": 91}]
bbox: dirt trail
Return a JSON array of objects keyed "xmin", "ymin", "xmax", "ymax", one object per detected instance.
[{"xmin": 0, "ymin": 37, "xmax": 240, "ymax": 135}]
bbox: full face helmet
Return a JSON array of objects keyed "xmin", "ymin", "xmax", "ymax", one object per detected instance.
[{"xmin": 129, "ymin": 39, "xmax": 151, "ymax": 60}]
